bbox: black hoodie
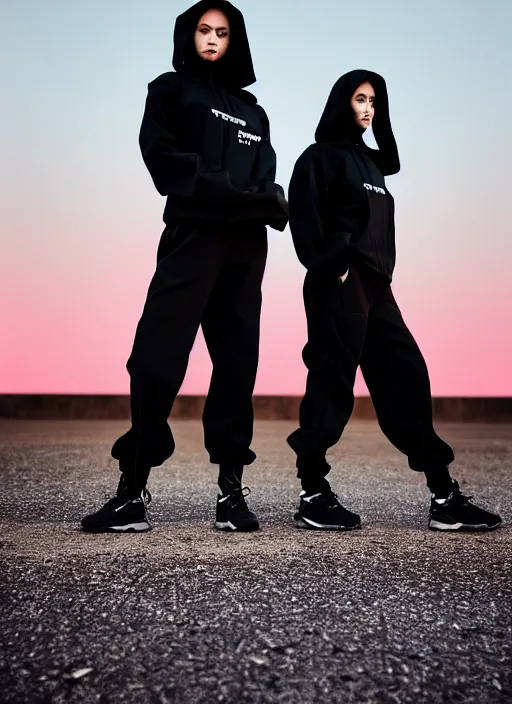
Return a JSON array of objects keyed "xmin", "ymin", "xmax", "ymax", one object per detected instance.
[
  {"xmin": 139, "ymin": 0, "xmax": 288, "ymax": 231},
  {"xmin": 288, "ymin": 70, "xmax": 400, "ymax": 280}
]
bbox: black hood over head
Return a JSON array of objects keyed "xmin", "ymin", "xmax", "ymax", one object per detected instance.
[
  {"xmin": 172, "ymin": 0, "xmax": 256, "ymax": 88},
  {"xmin": 315, "ymin": 69, "xmax": 392, "ymax": 145}
]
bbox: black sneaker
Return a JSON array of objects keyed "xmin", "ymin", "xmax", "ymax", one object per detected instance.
[
  {"xmin": 215, "ymin": 487, "xmax": 259, "ymax": 532},
  {"xmin": 295, "ymin": 490, "xmax": 361, "ymax": 530},
  {"xmin": 81, "ymin": 488, "xmax": 152, "ymax": 533},
  {"xmin": 428, "ymin": 481, "xmax": 501, "ymax": 532}
]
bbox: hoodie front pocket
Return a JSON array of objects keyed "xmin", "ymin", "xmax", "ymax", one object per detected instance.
[{"xmin": 336, "ymin": 265, "xmax": 368, "ymax": 318}]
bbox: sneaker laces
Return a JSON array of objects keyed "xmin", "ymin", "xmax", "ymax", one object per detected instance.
[
  {"xmin": 303, "ymin": 489, "xmax": 340, "ymax": 509},
  {"xmin": 320, "ymin": 489, "xmax": 341, "ymax": 508},
  {"xmin": 452, "ymin": 488, "xmax": 474, "ymax": 506},
  {"xmin": 103, "ymin": 487, "xmax": 152, "ymax": 509},
  {"xmin": 222, "ymin": 486, "xmax": 251, "ymax": 509},
  {"xmin": 141, "ymin": 488, "xmax": 152, "ymax": 521},
  {"xmin": 435, "ymin": 483, "xmax": 474, "ymax": 508},
  {"xmin": 447, "ymin": 480, "xmax": 474, "ymax": 505}
]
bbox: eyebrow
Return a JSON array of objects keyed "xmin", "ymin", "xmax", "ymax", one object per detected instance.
[
  {"xmin": 355, "ymin": 93, "xmax": 375, "ymax": 99},
  {"xmin": 198, "ymin": 23, "xmax": 229, "ymax": 30}
]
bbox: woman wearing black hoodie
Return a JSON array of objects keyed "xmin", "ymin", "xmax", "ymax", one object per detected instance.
[
  {"xmin": 81, "ymin": 1, "xmax": 288, "ymax": 534},
  {"xmin": 287, "ymin": 70, "xmax": 501, "ymax": 532}
]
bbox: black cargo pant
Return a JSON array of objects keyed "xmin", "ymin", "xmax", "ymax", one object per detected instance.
[
  {"xmin": 112, "ymin": 221, "xmax": 268, "ymax": 493},
  {"xmin": 287, "ymin": 263, "xmax": 454, "ymax": 479}
]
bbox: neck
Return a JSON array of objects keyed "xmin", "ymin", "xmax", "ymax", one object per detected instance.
[{"xmin": 345, "ymin": 122, "xmax": 365, "ymax": 146}]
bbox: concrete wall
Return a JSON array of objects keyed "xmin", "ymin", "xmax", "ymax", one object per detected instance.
[{"xmin": 1, "ymin": 395, "xmax": 512, "ymax": 422}]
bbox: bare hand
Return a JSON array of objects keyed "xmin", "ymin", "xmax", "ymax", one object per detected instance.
[{"xmin": 338, "ymin": 267, "xmax": 349, "ymax": 284}]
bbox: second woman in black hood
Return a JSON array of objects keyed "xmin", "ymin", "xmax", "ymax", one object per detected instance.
[
  {"xmin": 286, "ymin": 70, "xmax": 501, "ymax": 534},
  {"xmin": 81, "ymin": 1, "xmax": 288, "ymax": 535}
]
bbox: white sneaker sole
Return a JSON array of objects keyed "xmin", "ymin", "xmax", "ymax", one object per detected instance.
[
  {"xmin": 215, "ymin": 520, "xmax": 259, "ymax": 532},
  {"xmin": 84, "ymin": 521, "xmax": 151, "ymax": 534},
  {"xmin": 428, "ymin": 519, "xmax": 501, "ymax": 532},
  {"xmin": 215, "ymin": 521, "xmax": 237, "ymax": 531},
  {"xmin": 295, "ymin": 516, "xmax": 361, "ymax": 531}
]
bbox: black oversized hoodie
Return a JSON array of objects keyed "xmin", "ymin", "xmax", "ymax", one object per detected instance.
[
  {"xmin": 139, "ymin": 0, "xmax": 288, "ymax": 231},
  {"xmin": 288, "ymin": 70, "xmax": 400, "ymax": 280}
]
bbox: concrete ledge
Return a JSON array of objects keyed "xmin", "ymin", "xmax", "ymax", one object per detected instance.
[{"xmin": 1, "ymin": 395, "xmax": 512, "ymax": 422}]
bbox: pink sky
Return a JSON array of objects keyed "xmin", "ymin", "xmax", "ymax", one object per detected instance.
[{"xmin": 1, "ymin": 208, "xmax": 511, "ymax": 396}]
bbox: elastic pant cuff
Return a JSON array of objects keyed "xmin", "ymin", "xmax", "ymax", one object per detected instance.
[
  {"xmin": 296, "ymin": 456, "xmax": 331, "ymax": 480},
  {"xmin": 111, "ymin": 427, "xmax": 175, "ymax": 467},
  {"xmin": 209, "ymin": 449, "xmax": 257, "ymax": 467}
]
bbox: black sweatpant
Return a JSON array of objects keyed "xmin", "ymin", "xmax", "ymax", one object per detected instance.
[
  {"xmin": 112, "ymin": 221, "xmax": 268, "ymax": 493},
  {"xmin": 287, "ymin": 263, "xmax": 454, "ymax": 480}
]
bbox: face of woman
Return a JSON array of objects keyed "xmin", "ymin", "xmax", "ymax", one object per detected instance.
[
  {"xmin": 194, "ymin": 9, "xmax": 230, "ymax": 62},
  {"xmin": 350, "ymin": 81, "xmax": 375, "ymax": 131}
]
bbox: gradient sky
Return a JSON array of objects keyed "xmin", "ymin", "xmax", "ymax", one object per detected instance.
[{"xmin": 1, "ymin": 0, "xmax": 511, "ymax": 395}]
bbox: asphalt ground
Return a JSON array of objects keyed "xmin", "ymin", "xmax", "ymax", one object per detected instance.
[{"xmin": 0, "ymin": 419, "xmax": 511, "ymax": 703}]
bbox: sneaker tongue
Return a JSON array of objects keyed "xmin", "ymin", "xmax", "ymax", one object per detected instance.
[{"xmin": 433, "ymin": 488, "xmax": 455, "ymax": 503}]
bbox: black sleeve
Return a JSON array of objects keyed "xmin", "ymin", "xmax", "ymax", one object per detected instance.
[
  {"xmin": 288, "ymin": 147, "xmax": 350, "ymax": 277},
  {"xmin": 251, "ymin": 106, "xmax": 277, "ymax": 185},
  {"xmin": 139, "ymin": 73, "xmax": 238, "ymax": 201},
  {"xmin": 361, "ymin": 141, "xmax": 400, "ymax": 176},
  {"xmin": 246, "ymin": 104, "xmax": 288, "ymax": 231}
]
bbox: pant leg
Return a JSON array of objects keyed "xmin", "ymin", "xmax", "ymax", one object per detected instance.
[
  {"xmin": 287, "ymin": 266, "xmax": 370, "ymax": 480},
  {"xmin": 111, "ymin": 223, "xmax": 226, "ymax": 490},
  {"xmin": 201, "ymin": 228, "xmax": 268, "ymax": 466},
  {"xmin": 359, "ymin": 285, "xmax": 455, "ymax": 471}
]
